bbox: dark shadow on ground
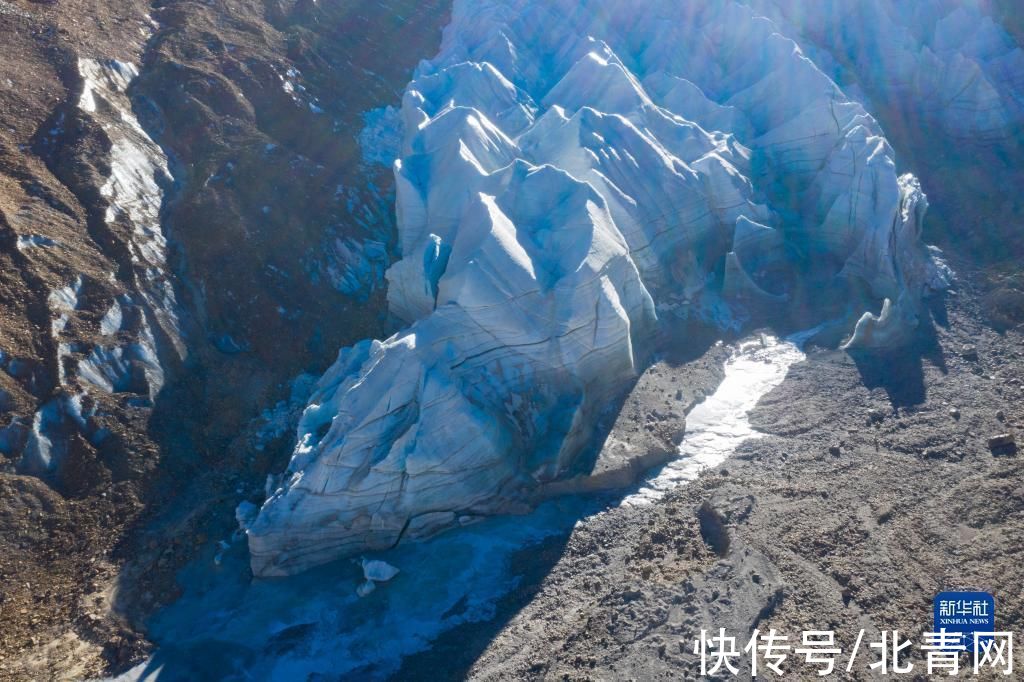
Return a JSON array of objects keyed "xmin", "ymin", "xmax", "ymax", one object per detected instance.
[
  {"xmin": 389, "ymin": 530, "xmax": 575, "ymax": 681},
  {"xmin": 847, "ymin": 295, "xmax": 948, "ymax": 408},
  {"xmin": 659, "ymin": 314, "xmax": 730, "ymax": 366}
]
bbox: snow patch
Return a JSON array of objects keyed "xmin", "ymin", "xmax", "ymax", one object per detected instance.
[
  {"xmin": 16, "ymin": 234, "xmax": 58, "ymax": 250},
  {"xmin": 99, "ymin": 299, "xmax": 124, "ymax": 336}
]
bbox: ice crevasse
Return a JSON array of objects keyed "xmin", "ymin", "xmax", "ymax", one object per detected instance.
[{"xmin": 247, "ymin": 0, "xmax": 948, "ymax": 576}]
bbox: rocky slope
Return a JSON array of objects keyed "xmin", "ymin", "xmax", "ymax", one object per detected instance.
[
  {"xmin": 0, "ymin": 1, "xmax": 174, "ymax": 676},
  {"xmin": 0, "ymin": 0, "xmax": 450, "ymax": 678}
]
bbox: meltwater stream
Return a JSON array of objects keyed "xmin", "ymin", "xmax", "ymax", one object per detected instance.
[
  {"xmin": 118, "ymin": 334, "xmax": 807, "ymax": 681},
  {"xmin": 623, "ymin": 333, "xmax": 808, "ymax": 506}
]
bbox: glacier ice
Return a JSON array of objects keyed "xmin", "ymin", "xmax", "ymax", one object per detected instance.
[
  {"xmin": 70, "ymin": 60, "xmax": 184, "ymax": 401},
  {"xmin": 361, "ymin": 558, "xmax": 399, "ymax": 583},
  {"xmin": 748, "ymin": 0, "xmax": 1024, "ymax": 141},
  {"xmin": 357, "ymin": 558, "xmax": 400, "ymax": 597},
  {"xmin": 15, "ymin": 61, "xmax": 185, "ymax": 476},
  {"xmin": 78, "ymin": 58, "xmax": 185, "ymax": 362},
  {"xmin": 247, "ymin": 0, "xmax": 948, "ymax": 575}
]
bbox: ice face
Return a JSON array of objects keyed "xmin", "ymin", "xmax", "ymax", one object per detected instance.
[{"xmin": 247, "ymin": 0, "xmax": 947, "ymax": 576}]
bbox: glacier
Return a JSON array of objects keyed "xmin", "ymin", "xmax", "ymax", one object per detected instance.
[
  {"xmin": 247, "ymin": 0, "xmax": 949, "ymax": 576},
  {"xmin": 749, "ymin": 0, "xmax": 1024, "ymax": 141},
  {"xmin": 78, "ymin": 58, "xmax": 185, "ymax": 363}
]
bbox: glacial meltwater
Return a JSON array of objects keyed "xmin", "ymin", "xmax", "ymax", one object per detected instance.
[
  {"xmin": 114, "ymin": 333, "xmax": 807, "ymax": 681},
  {"xmin": 622, "ymin": 333, "xmax": 808, "ymax": 506}
]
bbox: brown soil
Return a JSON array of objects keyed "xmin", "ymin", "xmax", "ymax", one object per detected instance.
[{"xmin": 0, "ymin": 0, "xmax": 450, "ymax": 678}]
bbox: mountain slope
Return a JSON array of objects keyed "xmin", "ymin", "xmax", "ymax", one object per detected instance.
[{"xmin": 0, "ymin": 0, "xmax": 449, "ymax": 677}]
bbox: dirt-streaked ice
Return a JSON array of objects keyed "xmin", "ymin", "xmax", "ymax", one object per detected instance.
[
  {"xmin": 77, "ymin": 58, "xmax": 185, "ymax": 363},
  {"xmin": 248, "ymin": 0, "xmax": 948, "ymax": 576}
]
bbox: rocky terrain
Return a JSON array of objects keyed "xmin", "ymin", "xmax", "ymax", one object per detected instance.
[{"xmin": 0, "ymin": 0, "xmax": 450, "ymax": 678}]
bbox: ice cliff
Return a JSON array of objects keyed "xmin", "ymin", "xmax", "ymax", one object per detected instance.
[{"xmin": 247, "ymin": 0, "xmax": 948, "ymax": 576}]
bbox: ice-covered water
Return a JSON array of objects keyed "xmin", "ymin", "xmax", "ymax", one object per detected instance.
[
  {"xmin": 116, "ymin": 496, "xmax": 601, "ymax": 681},
  {"xmin": 117, "ymin": 333, "xmax": 806, "ymax": 681}
]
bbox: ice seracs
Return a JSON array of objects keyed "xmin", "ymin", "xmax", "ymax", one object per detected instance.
[
  {"xmin": 751, "ymin": 0, "xmax": 1024, "ymax": 141},
  {"xmin": 247, "ymin": 0, "xmax": 948, "ymax": 576}
]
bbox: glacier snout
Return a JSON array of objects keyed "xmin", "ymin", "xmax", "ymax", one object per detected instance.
[{"xmin": 247, "ymin": 0, "xmax": 947, "ymax": 576}]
